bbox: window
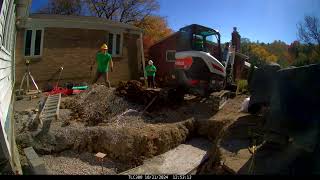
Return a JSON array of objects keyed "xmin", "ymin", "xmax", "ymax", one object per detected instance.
[
  {"xmin": 166, "ymin": 50, "xmax": 176, "ymax": 62},
  {"xmin": 34, "ymin": 30, "xmax": 42, "ymax": 56},
  {"xmin": 25, "ymin": 30, "xmax": 32, "ymax": 56},
  {"xmin": 107, "ymin": 33, "xmax": 122, "ymax": 56},
  {"xmin": 107, "ymin": 33, "xmax": 113, "ymax": 55},
  {"xmin": 116, "ymin": 34, "xmax": 121, "ymax": 55},
  {"xmin": 24, "ymin": 29, "xmax": 44, "ymax": 57}
]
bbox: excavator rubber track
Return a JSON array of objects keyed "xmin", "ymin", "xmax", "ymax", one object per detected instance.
[{"xmin": 210, "ymin": 90, "xmax": 232, "ymax": 111}]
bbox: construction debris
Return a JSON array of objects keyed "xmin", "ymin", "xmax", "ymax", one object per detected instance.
[
  {"xmin": 115, "ymin": 80, "xmax": 184, "ymax": 112},
  {"xmin": 15, "ymin": 79, "xmax": 251, "ymax": 175}
]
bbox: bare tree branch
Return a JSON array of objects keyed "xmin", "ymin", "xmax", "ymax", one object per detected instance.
[
  {"xmin": 299, "ymin": 16, "xmax": 320, "ymax": 44},
  {"xmin": 298, "ymin": 15, "xmax": 320, "ymax": 54},
  {"xmin": 37, "ymin": 0, "xmax": 84, "ymax": 16},
  {"xmin": 86, "ymin": 0, "xmax": 159, "ymax": 23}
]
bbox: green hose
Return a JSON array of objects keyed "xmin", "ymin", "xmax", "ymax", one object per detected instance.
[{"xmin": 72, "ymin": 86, "xmax": 88, "ymax": 90}]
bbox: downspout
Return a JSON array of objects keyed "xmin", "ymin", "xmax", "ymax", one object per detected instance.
[
  {"xmin": 217, "ymin": 32, "xmax": 222, "ymax": 61},
  {"xmin": 139, "ymin": 32, "xmax": 147, "ymax": 85}
]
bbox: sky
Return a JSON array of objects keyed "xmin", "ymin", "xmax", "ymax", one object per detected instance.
[{"xmin": 31, "ymin": 0, "xmax": 320, "ymax": 44}]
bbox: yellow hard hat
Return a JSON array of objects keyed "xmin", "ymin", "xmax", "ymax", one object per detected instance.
[{"xmin": 101, "ymin": 44, "xmax": 108, "ymax": 50}]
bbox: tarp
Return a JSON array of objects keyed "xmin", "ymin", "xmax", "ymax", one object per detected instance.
[
  {"xmin": 278, "ymin": 64, "xmax": 320, "ymax": 130},
  {"xmin": 248, "ymin": 63, "xmax": 281, "ymax": 113},
  {"xmin": 264, "ymin": 64, "xmax": 320, "ymax": 151}
]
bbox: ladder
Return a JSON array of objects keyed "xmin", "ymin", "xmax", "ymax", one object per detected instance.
[
  {"xmin": 37, "ymin": 94, "xmax": 61, "ymax": 135},
  {"xmin": 225, "ymin": 44, "xmax": 236, "ymax": 85}
]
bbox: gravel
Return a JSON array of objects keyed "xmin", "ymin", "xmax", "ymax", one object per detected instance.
[{"xmin": 42, "ymin": 151, "xmax": 119, "ymax": 175}]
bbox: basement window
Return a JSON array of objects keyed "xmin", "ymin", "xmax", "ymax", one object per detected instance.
[
  {"xmin": 166, "ymin": 50, "xmax": 176, "ymax": 62},
  {"xmin": 107, "ymin": 33, "xmax": 123, "ymax": 57},
  {"xmin": 24, "ymin": 29, "xmax": 44, "ymax": 57}
]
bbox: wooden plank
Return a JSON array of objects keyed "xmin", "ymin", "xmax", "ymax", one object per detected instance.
[{"xmin": 25, "ymin": 90, "xmax": 41, "ymax": 95}]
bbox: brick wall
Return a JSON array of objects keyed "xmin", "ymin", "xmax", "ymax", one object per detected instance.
[{"xmin": 15, "ymin": 27, "xmax": 140, "ymax": 89}]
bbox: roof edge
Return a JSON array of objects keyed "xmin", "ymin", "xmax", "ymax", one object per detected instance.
[
  {"xmin": 28, "ymin": 14, "xmax": 143, "ymax": 32},
  {"xmin": 150, "ymin": 32, "xmax": 179, "ymax": 48}
]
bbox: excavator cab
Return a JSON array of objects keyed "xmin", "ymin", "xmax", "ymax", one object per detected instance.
[{"xmin": 178, "ymin": 24, "xmax": 222, "ymax": 61}]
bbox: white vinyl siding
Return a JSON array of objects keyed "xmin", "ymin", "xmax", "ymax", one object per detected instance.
[{"xmin": 0, "ymin": 0, "xmax": 16, "ymax": 156}]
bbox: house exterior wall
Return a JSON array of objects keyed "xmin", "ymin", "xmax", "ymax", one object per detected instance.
[
  {"xmin": 15, "ymin": 27, "xmax": 140, "ymax": 88},
  {"xmin": 149, "ymin": 33, "xmax": 180, "ymax": 79},
  {"xmin": 0, "ymin": 0, "xmax": 22, "ymax": 174}
]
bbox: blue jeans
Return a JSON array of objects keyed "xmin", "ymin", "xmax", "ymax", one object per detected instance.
[
  {"xmin": 147, "ymin": 76, "xmax": 155, "ymax": 88},
  {"xmin": 93, "ymin": 71, "xmax": 111, "ymax": 87}
]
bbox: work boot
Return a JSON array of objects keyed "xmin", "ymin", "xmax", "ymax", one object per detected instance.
[{"xmin": 107, "ymin": 81, "xmax": 111, "ymax": 88}]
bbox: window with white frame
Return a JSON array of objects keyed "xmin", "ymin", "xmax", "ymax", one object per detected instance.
[
  {"xmin": 166, "ymin": 50, "xmax": 176, "ymax": 62},
  {"xmin": 24, "ymin": 29, "xmax": 44, "ymax": 57},
  {"xmin": 107, "ymin": 33, "xmax": 122, "ymax": 57}
]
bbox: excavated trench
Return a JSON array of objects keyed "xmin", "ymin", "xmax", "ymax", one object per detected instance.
[{"xmin": 16, "ymin": 85, "xmax": 246, "ymax": 174}]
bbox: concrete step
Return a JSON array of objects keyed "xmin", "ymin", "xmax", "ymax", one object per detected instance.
[
  {"xmin": 121, "ymin": 138, "xmax": 212, "ymax": 175},
  {"xmin": 23, "ymin": 147, "xmax": 47, "ymax": 175}
]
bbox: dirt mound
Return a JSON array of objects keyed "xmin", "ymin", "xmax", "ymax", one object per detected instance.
[
  {"xmin": 19, "ymin": 118, "xmax": 196, "ymax": 170},
  {"xmin": 64, "ymin": 85, "xmax": 141, "ymax": 126}
]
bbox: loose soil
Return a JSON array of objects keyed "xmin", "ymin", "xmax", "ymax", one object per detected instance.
[{"xmin": 15, "ymin": 84, "xmax": 250, "ymax": 175}]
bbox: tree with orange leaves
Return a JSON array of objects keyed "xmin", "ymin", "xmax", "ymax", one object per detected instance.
[{"xmin": 135, "ymin": 15, "xmax": 173, "ymax": 58}]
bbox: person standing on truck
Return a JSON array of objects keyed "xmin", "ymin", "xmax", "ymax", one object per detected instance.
[
  {"xmin": 232, "ymin": 27, "xmax": 241, "ymax": 52},
  {"xmin": 145, "ymin": 60, "xmax": 157, "ymax": 89},
  {"xmin": 92, "ymin": 44, "xmax": 114, "ymax": 88}
]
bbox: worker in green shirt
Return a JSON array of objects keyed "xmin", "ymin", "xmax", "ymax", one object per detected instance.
[
  {"xmin": 91, "ymin": 44, "xmax": 114, "ymax": 88},
  {"xmin": 145, "ymin": 60, "xmax": 157, "ymax": 89}
]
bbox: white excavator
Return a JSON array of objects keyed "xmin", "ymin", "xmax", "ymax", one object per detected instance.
[{"xmin": 172, "ymin": 24, "xmax": 243, "ymax": 97}]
